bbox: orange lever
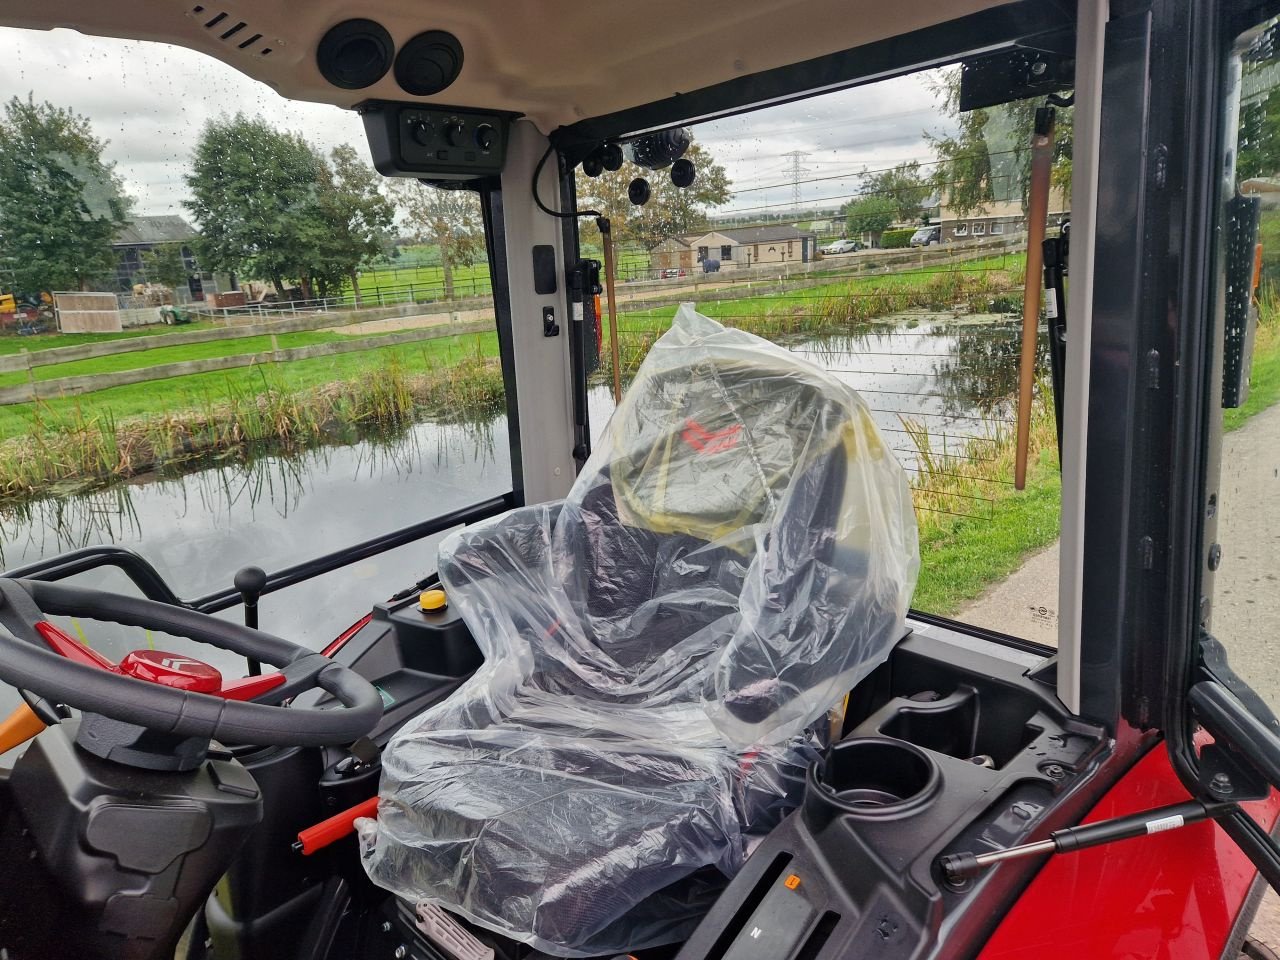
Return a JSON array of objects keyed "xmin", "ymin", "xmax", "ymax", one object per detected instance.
[
  {"xmin": 294, "ymin": 796, "xmax": 379, "ymax": 855},
  {"xmin": 0, "ymin": 702, "xmax": 47, "ymax": 754}
]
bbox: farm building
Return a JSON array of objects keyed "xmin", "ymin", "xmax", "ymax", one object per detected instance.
[{"xmin": 650, "ymin": 225, "xmax": 818, "ymax": 272}]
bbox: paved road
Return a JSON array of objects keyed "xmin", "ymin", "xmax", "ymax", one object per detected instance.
[{"xmin": 962, "ymin": 401, "xmax": 1280, "ymax": 948}]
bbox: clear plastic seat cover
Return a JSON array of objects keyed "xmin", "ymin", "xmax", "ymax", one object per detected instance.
[{"xmin": 360, "ymin": 305, "xmax": 920, "ymax": 956}]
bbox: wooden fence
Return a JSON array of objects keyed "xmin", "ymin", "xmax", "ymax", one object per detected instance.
[{"xmin": 0, "ymin": 318, "xmax": 491, "ymax": 406}]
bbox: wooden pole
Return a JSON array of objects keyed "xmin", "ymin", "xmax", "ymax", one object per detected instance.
[
  {"xmin": 1014, "ymin": 107, "xmax": 1056, "ymax": 490},
  {"xmin": 599, "ymin": 219, "xmax": 623, "ymax": 403}
]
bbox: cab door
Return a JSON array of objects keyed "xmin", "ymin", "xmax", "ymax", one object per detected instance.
[{"xmin": 1154, "ymin": 0, "xmax": 1280, "ymax": 888}]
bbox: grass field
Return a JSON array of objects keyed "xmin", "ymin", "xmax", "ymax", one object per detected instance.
[
  {"xmin": 0, "ymin": 321, "xmax": 226, "ymax": 356},
  {"xmin": 0, "ymin": 327, "xmax": 426, "ymax": 389},
  {"xmin": 0, "ymin": 331, "xmax": 499, "ymax": 441},
  {"xmin": 346, "ymin": 242, "xmax": 653, "ymax": 299}
]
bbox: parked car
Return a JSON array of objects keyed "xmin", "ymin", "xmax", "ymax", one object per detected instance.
[
  {"xmin": 822, "ymin": 238, "xmax": 862, "ymax": 254},
  {"xmin": 910, "ymin": 226, "xmax": 942, "ymax": 247},
  {"xmin": 659, "ymin": 268, "xmax": 686, "ymax": 279}
]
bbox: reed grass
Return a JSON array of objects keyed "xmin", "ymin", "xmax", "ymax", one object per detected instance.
[
  {"xmin": 0, "ymin": 354, "xmax": 506, "ymax": 499},
  {"xmin": 596, "ymin": 265, "xmax": 1025, "ymax": 386}
]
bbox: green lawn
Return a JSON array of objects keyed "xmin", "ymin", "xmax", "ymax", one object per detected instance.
[
  {"xmin": 913, "ymin": 450, "xmax": 1062, "ymax": 615},
  {"xmin": 351, "ymin": 242, "xmax": 652, "ymax": 298},
  {"xmin": 0, "ymin": 320, "xmax": 224, "ymax": 356},
  {"xmin": 0, "ymin": 330, "xmax": 498, "ymax": 440},
  {"xmin": 1223, "ymin": 320, "xmax": 1280, "ymax": 432},
  {"xmin": 0, "ymin": 327, "xmax": 421, "ymax": 389}
]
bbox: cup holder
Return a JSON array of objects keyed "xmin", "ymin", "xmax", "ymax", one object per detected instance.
[{"xmin": 806, "ymin": 737, "xmax": 940, "ymax": 821}]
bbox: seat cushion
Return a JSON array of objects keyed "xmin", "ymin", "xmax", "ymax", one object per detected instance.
[{"xmin": 364, "ymin": 715, "xmax": 743, "ymax": 954}]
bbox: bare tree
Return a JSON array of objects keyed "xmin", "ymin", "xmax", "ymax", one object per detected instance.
[{"xmin": 389, "ymin": 181, "xmax": 484, "ymax": 299}]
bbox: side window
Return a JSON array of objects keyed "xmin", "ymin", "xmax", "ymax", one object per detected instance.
[
  {"xmin": 1205, "ymin": 20, "xmax": 1280, "ymax": 707},
  {"xmin": 0, "ymin": 36, "xmax": 512, "ymax": 678}
]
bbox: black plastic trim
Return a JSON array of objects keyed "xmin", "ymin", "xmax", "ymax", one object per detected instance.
[
  {"xmin": 481, "ymin": 183, "xmax": 526, "ymax": 507},
  {"xmin": 2, "ymin": 546, "xmax": 186, "ymax": 607},
  {"xmin": 551, "ymin": 0, "xmax": 1072, "ymax": 159},
  {"xmin": 907, "ymin": 609, "xmax": 1056, "ymax": 659},
  {"xmin": 189, "ymin": 494, "xmax": 515, "ymax": 613}
]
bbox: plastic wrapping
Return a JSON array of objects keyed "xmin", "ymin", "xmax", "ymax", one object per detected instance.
[{"xmin": 361, "ymin": 305, "xmax": 919, "ymax": 956}]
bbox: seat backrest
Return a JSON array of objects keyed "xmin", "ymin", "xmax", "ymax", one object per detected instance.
[{"xmin": 437, "ymin": 305, "xmax": 919, "ymax": 747}]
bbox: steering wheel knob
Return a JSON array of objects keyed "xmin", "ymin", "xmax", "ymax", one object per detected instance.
[{"xmin": 118, "ymin": 650, "xmax": 223, "ymax": 694}]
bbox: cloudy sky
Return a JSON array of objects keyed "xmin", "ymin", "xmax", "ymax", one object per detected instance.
[{"xmin": 0, "ymin": 26, "xmax": 956, "ymax": 218}]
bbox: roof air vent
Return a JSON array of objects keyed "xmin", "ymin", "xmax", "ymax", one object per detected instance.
[
  {"xmin": 394, "ymin": 31, "xmax": 464, "ymax": 97},
  {"xmin": 317, "ymin": 19, "xmax": 395, "ymax": 90}
]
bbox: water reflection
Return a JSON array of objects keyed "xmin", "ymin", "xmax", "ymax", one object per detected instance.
[
  {"xmin": 783, "ymin": 314, "xmax": 1045, "ymax": 462},
  {"xmin": 0, "ymin": 418, "xmax": 508, "ymax": 612}
]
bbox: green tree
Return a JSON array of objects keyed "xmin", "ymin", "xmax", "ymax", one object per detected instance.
[
  {"xmin": 390, "ymin": 181, "xmax": 483, "ymax": 299},
  {"xmin": 926, "ymin": 70, "xmax": 1073, "ymax": 216},
  {"xmin": 863, "ymin": 161, "xmax": 930, "ymax": 223},
  {"xmin": 140, "ymin": 243, "xmax": 191, "ymax": 290},
  {"xmin": 1238, "ymin": 85, "xmax": 1280, "ymax": 181},
  {"xmin": 843, "ymin": 194, "xmax": 897, "ymax": 245},
  {"xmin": 0, "ymin": 94, "xmax": 131, "ymax": 292},
  {"xmin": 308, "ymin": 144, "xmax": 396, "ymax": 301},
  {"xmin": 576, "ymin": 143, "xmax": 731, "ymax": 249},
  {"xmin": 185, "ymin": 114, "xmax": 325, "ymax": 298}
]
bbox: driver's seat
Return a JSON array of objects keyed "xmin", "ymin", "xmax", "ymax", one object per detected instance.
[{"xmin": 360, "ymin": 306, "xmax": 919, "ymax": 957}]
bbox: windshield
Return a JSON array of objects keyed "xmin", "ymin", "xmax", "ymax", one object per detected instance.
[
  {"xmin": 577, "ymin": 64, "xmax": 1071, "ymax": 647},
  {"xmin": 0, "ymin": 29, "xmax": 513, "ymax": 683}
]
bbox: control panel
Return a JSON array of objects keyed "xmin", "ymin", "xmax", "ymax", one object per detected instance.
[{"xmin": 361, "ymin": 101, "xmax": 510, "ymax": 180}]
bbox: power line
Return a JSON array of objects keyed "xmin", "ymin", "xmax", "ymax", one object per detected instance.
[{"xmin": 782, "ymin": 150, "xmax": 810, "ymax": 208}]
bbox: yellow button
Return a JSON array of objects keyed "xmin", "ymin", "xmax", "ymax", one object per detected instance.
[{"xmin": 419, "ymin": 589, "xmax": 447, "ymax": 611}]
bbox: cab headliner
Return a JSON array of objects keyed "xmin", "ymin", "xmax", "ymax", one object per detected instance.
[{"xmin": 0, "ymin": 0, "xmax": 1015, "ymax": 132}]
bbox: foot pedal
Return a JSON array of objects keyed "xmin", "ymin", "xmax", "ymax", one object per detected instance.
[{"xmin": 414, "ymin": 901, "xmax": 495, "ymax": 960}]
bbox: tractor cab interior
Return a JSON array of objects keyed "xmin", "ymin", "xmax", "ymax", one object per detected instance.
[{"xmin": 1, "ymin": 0, "xmax": 1280, "ymax": 959}]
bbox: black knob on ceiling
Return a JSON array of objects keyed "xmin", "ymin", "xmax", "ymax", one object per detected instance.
[
  {"xmin": 395, "ymin": 30, "xmax": 465, "ymax": 97},
  {"xmin": 601, "ymin": 143, "xmax": 624, "ymax": 171},
  {"xmin": 628, "ymin": 177, "xmax": 651, "ymax": 206},
  {"xmin": 670, "ymin": 157, "xmax": 696, "ymax": 188}
]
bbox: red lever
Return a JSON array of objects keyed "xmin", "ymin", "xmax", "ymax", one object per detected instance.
[
  {"xmin": 294, "ymin": 796, "xmax": 379, "ymax": 855},
  {"xmin": 35, "ymin": 621, "xmax": 115, "ymax": 670},
  {"xmin": 219, "ymin": 672, "xmax": 287, "ymax": 701}
]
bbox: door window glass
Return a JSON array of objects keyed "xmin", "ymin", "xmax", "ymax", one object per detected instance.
[{"xmin": 1206, "ymin": 19, "xmax": 1280, "ymax": 707}]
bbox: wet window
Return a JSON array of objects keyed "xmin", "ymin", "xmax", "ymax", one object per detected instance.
[
  {"xmin": 0, "ymin": 30, "xmax": 509, "ymax": 682},
  {"xmin": 1206, "ymin": 19, "xmax": 1280, "ymax": 711},
  {"xmin": 577, "ymin": 65, "xmax": 1071, "ymax": 646}
]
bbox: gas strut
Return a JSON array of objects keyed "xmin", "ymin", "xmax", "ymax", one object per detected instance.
[{"xmin": 939, "ymin": 799, "xmax": 1236, "ymax": 883}]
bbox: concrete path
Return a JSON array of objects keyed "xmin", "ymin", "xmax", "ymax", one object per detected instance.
[
  {"xmin": 960, "ymin": 401, "xmax": 1280, "ymax": 947},
  {"xmin": 325, "ymin": 306, "xmax": 495, "ymax": 336}
]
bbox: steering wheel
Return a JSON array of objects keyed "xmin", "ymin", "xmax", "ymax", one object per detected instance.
[{"xmin": 0, "ymin": 578, "xmax": 382, "ymax": 748}]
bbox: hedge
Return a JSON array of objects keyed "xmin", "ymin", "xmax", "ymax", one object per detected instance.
[{"xmin": 881, "ymin": 228, "xmax": 916, "ymax": 249}]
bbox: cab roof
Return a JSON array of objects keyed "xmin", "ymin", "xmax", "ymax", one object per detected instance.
[{"xmin": 0, "ymin": 0, "xmax": 1017, "ymax": 133}]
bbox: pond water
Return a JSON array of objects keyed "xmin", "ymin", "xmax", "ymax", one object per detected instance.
[{"xmin": 0, "ymin": 314, "xmax": 1034, "ymax": 713}]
